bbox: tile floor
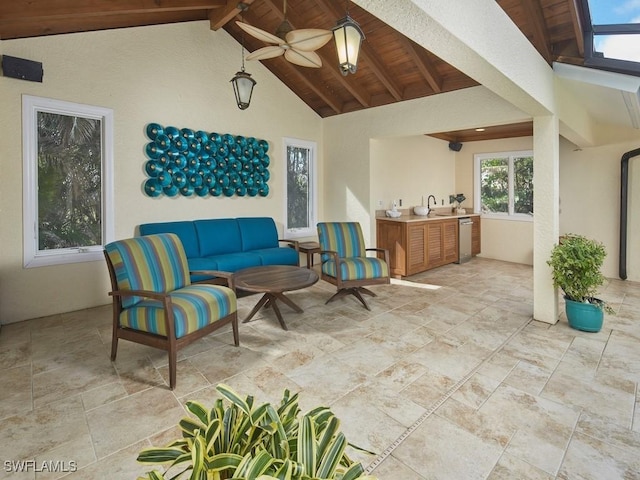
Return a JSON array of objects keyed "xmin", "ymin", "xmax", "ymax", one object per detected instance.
[{"xmin": 1, "ymin": 258, "xmax": 639, "ymax": 479}]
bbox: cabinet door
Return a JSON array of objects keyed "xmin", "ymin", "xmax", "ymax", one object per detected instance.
[
  {"xmin": 407, "ymin": 223, "xmax": 428, "ymax": 275},
  {"xmin": 376, "ymin": 220, "xmax": 406, "ymax": 276},
  {"xmin": 425, "ymin": 221, "xmax": 444, "ymax": 268},
  {"xmin": 443, "ymin": 219, "xmax": 459, "ymax": 263},
  {"xmin": 472, "ymin": 216, "xmax": 481, "ymax": 256}
]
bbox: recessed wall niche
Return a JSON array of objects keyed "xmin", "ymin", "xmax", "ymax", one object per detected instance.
[{"xmin": 143, "ymin": 123, "xmax": 270, "ymax": 198}]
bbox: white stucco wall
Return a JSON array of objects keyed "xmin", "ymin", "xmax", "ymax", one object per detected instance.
[{"xmin": 0, "ymin": 22, "xmax": 323, "ymax": 323}]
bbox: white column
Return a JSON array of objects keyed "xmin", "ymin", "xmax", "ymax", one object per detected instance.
[{"xmin": 533, "ymin": 115, "xmax": 560, "ymax": 324}]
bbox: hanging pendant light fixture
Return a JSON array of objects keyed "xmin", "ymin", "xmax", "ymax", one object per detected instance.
[
  {"xmin": 333, "ymin": 0, "xmax": 364, "ymax": 75},
  {"xmin": 230, "ymin": 65, "xmax": 256, "ymax": 110},
  {"xmin": 231, "ymin": 4, "xmax": 256, "ymax": 110}
]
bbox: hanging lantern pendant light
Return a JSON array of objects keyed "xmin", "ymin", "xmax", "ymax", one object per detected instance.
[
  {"xmin": 231, "ymin": 68, "xmax": 256, "ymax": 110},
  {"xmin": 333, "ymin": 0, "xmax": 364, "ymax": 75},
  {"xmin": 231, "ymin": 4, "xmax": 256, "ymax": 110}
]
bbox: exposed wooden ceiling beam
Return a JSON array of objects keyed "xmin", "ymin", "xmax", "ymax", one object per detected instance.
[
  {"xmin": 258, "ymin": 0, "xmax": 370, "ymax": 108},
  {"xmin": 280, "ymin": 61, "xmax": 343, "ymax": 115},
  {"xmin": 208, "ymin": 0, "xmax": 254, "ymax": 31},
  {"xmin": 0, "ymin": 0, "xmax": 226, "ymax": 39},
  {"xmin": 568, "ymin": 0, "xmax": 585, "ymax": 56},
  {"xmin": 400, "ymin": 37, "xmax": 442, "ymax": 93},
  {"xmin": 313, "ymin": 0, "xmax": 403, "ymax": 102},
  {"xmin": 0, "ymin": 0, "xmax": 225, "ymax": 21},
  {"xmin": 0, "ymin": 11, "xmax": 210, "ymax": 39},
  {"xmin": 521, "ymin": 0, "xmax": 553, "ymax": 63}
]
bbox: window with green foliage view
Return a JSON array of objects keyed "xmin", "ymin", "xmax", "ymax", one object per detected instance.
[
  {"xmin": 474, "ymin": 151, "xmax": 533, "ymax": 219},
  {"xmin": 284, "ymin": 138, "xmax": 317, "ymax": 238},
  {"xmin": 37, "ymin": 112, "xmax": 102, "ymax": 250},
  {"xmin": 23, "ymin": 96, "xmax": 114, "ymax": 267}
]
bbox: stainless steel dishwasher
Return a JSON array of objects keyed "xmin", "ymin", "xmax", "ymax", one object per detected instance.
[{"xmin": 457, "ymin": 217, "xmax": 473, "ymax": 264}]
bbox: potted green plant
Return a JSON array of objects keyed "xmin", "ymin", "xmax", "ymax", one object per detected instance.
[
  {"xmin": 547, "ymin": 234, "xmax": 614, "ymax": 332},
  {"xmin": 136, "ymin": 383, "xmax": 377, "ymax": 480}
]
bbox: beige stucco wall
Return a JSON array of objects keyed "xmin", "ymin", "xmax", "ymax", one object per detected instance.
[
  {"xmin": 559, "ymin": 137, "xmax": 640, "ymax": 281},
  {"xmin": 0, "ymin": 22, "xmax": 323, "ymax": 323},
  {"xmin": 455, "ymin": 136, "xmax": 535, "ymax": 265},
  {"xmin": 370, "ymin": 135, "xmax": 455, "ymax": 212},
  {"xmin": 322, "ymin": 87, "xmax": 531, "ymax": 245},
  {"xmin": 451, "ymin": 135, "xmax": 640, "ymax": 278},
  {"xmin": 2, "ymin": 11, "xmax": 640, "ymax": 324}
]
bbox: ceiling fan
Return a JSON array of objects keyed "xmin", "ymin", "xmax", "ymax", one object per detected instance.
[{"xmin": 236, "ymin": 0, "xmax": 332, "ymax": 68}]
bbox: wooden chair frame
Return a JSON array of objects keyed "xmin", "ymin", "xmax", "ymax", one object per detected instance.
[
  {"xmin": 105, "ymin": 252, "xmax": 239, "ymax": 390},
  {"xmin": 319, "ymin": 247, "xmax": 390, "ymax": 310}
]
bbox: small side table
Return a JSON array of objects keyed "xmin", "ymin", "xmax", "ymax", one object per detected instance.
[{"xmin": 296, "ymin": 241, "xmax": 321, "ymax": 269}]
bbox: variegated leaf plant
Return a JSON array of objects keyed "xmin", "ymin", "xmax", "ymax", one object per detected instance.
[{"xmin": 137, "ymin": 383, "xmax": 378, "ymax": 480}]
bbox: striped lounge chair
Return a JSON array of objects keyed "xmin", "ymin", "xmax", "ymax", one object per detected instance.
[
  {"xmin": 104, "ymin": 233, "xmax": 238, "ymax": 389},
  {"xmin": 317, "ymin": 222, "xmax": 390, "ymax": 310}
]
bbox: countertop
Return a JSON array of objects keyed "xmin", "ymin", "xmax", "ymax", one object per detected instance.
[{"xmin": 375, "ymin": 209, "xmax": 480, "ymax": 223}]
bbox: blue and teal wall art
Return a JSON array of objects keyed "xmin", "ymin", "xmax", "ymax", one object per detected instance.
[{"xmin": 143, "ymin": 123, "xmax": 270, "ymax": 197}]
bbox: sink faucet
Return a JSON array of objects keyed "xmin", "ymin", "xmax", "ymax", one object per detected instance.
[{"xmin": 427, "ymin": 195, "xmax": 436, "ymax": 209}]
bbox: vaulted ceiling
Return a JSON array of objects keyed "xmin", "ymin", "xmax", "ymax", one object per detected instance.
[{"xmin": 0, "ymin": 0, "xmax": 589, "ymax": 141}]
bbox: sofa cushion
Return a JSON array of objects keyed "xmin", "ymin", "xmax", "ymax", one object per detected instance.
[
  {"xmin": 139, "ymin": 221, "xmax": 200, "ymax": 259},
  {"xmin": 207, "ymin": 252, "xmax": 262, "ymax": 272},
  {"xmin": 252, "ymin": 247, "xmax": 299, "ymax": 266},
  {"xmin": 194, "ymin": 219, "xmax": 242, "ymax": 256},
  {"xmin": 237, "ymin": 217, "xmax": 279, "ymax": 251}
]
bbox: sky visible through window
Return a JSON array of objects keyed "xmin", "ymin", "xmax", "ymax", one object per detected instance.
[{"xmin": 588, "ymin": 0, "xmax": 640, "ymax": 62}]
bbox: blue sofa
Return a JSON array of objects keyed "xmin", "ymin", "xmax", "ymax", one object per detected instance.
[{"xmin": 139, "ymin": 217, "xmax": 299, "ymax": 282}]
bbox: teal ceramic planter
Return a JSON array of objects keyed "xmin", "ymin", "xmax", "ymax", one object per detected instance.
[{"xmin": 565, "ymin": 297, "xmax": 604, "ymax": 332}]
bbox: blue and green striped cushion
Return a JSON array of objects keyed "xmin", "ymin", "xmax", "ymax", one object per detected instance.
[
  {"xmin": 119, "ymin": 284, "xmax": 237, "ymax": 338},
  {"xmin": 321, "ymin": 257, "xmax": 389, "ymax": 281},
  {"xmin": 105, "ymin": 233, "xmax": 190, "ymax": 309},
  {"xmin": 317, "ymin": 222, "xmax": 366, "ymax": 259}
]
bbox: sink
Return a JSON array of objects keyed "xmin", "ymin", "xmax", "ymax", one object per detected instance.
[{"xmin": 413, "ymin": 206, "xmax": 430, "ymax": 216}]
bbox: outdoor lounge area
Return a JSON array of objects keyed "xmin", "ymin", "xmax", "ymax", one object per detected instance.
[
  {"xmin": 2, "ymin": 258, "xmax": 640, "ymax": 479},
  {"xmin": 3, "ymin": 1, "xmax": 640, "ymax": 479}
]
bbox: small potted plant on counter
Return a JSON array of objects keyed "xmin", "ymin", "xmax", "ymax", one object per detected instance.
[{"xmin": 547, "ymin": 234, "xmax": 614, "ymax": 332}]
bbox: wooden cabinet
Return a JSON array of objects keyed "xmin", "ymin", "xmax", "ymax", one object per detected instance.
[
  {"xmin": 407, "ymin": 223, "xmax": 427, "ymax": 275},
  {"xmin": 377, "ymin": 217, "xmax": 464, "ymax": 277},
  {"xmin": 471, "ymin": 215, "xmax": 481, "ymax": 256}
]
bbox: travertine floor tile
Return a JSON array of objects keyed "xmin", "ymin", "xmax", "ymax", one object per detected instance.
[
  {"xmin": 0, "ymin": 364, "xmax": 32, "ymax": 420},
  {"xmin": 392, "ymin": 415, "xmax": 503, "ymax": 479},
  {"xmin": 558, "ymin": 432, "xmax": 640, "ymax": 479},
  {"xmin": 2, "ymin": 259, "xmax": 640, "ymax": 479},
  {"xmin": 86, "ymin": 387, "xmax": 184, "ymax": 459},
  {"xmin": 487, "ymin": 453, "xmax": 553, "ymax": 480}
]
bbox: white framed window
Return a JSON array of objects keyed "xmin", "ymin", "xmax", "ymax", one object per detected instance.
[
  {"xmin": 474, "ymin": 150, "xmax": 533, "ymax": 221},
  {"xmin": 22, "ymin": 95, "xmax": 114, "ymax": 267},
  {"xmin": 283, "ymin": 137, "xmax": 317, "ymax": 238}
]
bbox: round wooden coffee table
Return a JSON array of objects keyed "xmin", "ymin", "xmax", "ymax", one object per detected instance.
[{"xmin": 233, "ymin": 265, "xmax": 319, "ymax": 330}]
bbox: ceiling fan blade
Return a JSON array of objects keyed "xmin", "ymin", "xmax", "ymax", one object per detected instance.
[
  {"xmin": 236, "ymin": 21, "xmax": 284, "ymax": 45},
  {"xmin": 285, "ymin": 49, "xmax": 323, "ymax": 68},
  {"xmin": 285, "ymin": 29, "xmax": 333, "ymax": 51},
  {"xmin": 245, "ymin": 45, "xmax": 286, "ymax": 61}
]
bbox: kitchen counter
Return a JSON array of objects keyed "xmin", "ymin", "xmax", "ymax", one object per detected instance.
[
  {"xmin": 376, "ymin": 212, "xmax": 481, "ymax": 276},
  {"xmin": 375, "ymin": 210, "xmax": 480, "ymax": 223}
]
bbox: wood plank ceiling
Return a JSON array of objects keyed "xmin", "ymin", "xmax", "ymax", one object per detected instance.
[{"xmin": 0, "ymin": 0, "xmax": 587, "ymax": 142}]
